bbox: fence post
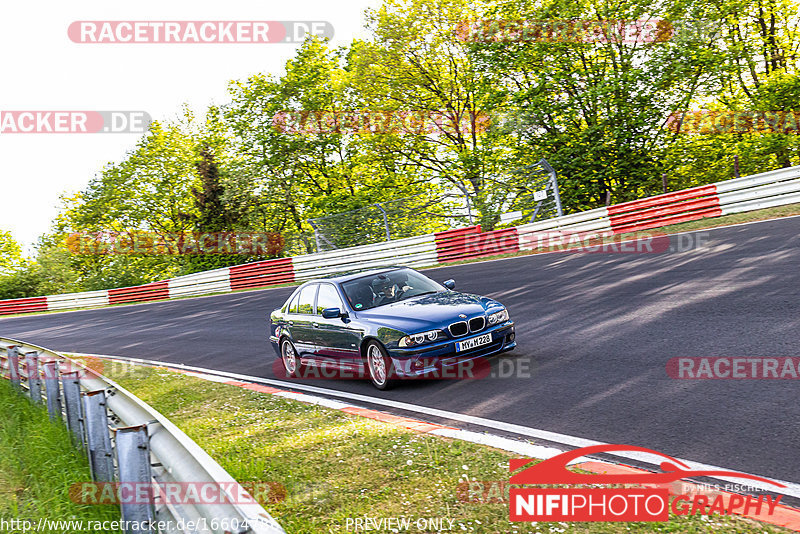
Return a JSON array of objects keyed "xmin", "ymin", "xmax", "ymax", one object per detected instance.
[
  {"xmin": 24, "ymin": 351, "xmax": 42, "ymax": 403},
  {"xmin": 115, "ymin": 425, "xmax": 156, "ymax": 533},
  {"xmin": 539, "ymin": 159, "xmax": 564, "ymax": 217},
  {"xmin": 83, "ymin": 389, "xmax": 115, "ymax": 482},
  {"xmin": 374, "ymin": 203, "xmax": 391, "ymax": 241},
  {"xmin": 41, "ymin": 361, "xmax": 62, "ymax": 421},
  {"xmin": 7, "ymin": 346, "xmax": 20, "ymax": 389},
  {"xmin": 62, "ymin": 370, "xmax": 86, "ymax": 448}
]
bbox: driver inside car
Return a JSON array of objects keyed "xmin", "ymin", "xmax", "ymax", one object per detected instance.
[{"xmin": 371, "ymin": 275, "xmax": 406, "ymax": 306}]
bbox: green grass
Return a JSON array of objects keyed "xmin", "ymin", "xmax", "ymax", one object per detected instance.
[
  {"xmin": 105, "ymin": 366, "xmax": 792, "ymax": 534},
  {"xmin": 0, "ymin": 380, "xmax": 121, "ymax": 532}
]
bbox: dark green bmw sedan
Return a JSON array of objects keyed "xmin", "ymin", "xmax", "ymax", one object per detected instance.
[{"xmin": 269, "ymin": 266, "xmax": 516, "ymax": 389}]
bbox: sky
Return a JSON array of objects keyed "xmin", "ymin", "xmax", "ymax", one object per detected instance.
[{"xmin": 0, "ymin": 0, "xmax": 378, "ymax": 254}]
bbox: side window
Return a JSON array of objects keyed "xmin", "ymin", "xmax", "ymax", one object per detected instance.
[
  {"xmin": 285, "ymin": 291, "xmax": 300, "ymax": 314},
  {"xmin": 297, "ymin": 284, "xmax": 318, "ymax": 315},
  {"xmin": 316, "ymin": 284, "xmax": 343, "ymax": 314}
]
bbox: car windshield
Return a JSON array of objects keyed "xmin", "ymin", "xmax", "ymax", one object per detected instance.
[{"xmin": 341, "ymin": 269, "xmax": 444, "ymax": 311}]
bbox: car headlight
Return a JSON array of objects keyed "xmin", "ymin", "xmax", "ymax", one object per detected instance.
[
  {"xmin": 399, "ymin": 330, "xmax": 442, "ymax": 347},
  {"xmin": 487, "ymin": 308, "xmax": 509, "ymax": 325}
]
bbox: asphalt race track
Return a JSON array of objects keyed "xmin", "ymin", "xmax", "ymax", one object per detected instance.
[{"xmin": 2, "ymin": 217, "xmax": 799, "ymax": 484}]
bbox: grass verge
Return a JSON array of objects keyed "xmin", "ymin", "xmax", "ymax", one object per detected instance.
[
  {"xmin": 105, "ymin": 365, "xmax": 792, "ymax": 534},
  {"xmin": 0, "ymin": 379, "xmax": 121, "ymax": 531}
]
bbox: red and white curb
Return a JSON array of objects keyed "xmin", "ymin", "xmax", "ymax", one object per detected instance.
[{"xmin": 72, "ymin": 353, "xmax": 800, "ymax": 532}]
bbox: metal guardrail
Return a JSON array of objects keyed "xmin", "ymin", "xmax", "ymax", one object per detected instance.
[
  {"xmin": 47, "ymin": 289, "xmax": 110, "ymax": 311},
  {"xmin": 292, "ymin": 233, "xmax": 438, "ymax": 278},
  {"xmin": 0, "ymin": 337, "xmax": 285, "ymax": 534}
]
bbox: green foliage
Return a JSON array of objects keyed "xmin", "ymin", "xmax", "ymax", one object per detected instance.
[
  {"xmin": 0, "ymin": 265, "xmax": 43, "ymax": 300},
  {"xmin": 4, "ymin": 0, "xmax": 799, "ymax": 297},
  {"xmin": 0, "ymin": 230, "xmax": 24, "ymax": 277},
  {"xmin": 0, "ymin": 381, "xmax": 121, "ymax": 528}
]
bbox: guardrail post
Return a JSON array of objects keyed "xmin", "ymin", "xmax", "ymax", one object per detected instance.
[
  {"xmin": 539, "ymin": 158, "xmax": 564, "ymax": 218},
  {"xmin": 41, "ymin": 361, "xmax": 62, "ymax": 421},
  {"xmin": 62, "ymin": 370, "xmax": 86, "ymax": 448},
  {"xmin": 115, "ymin": 425, "xmax": 156, "ymax": 533},
  {"xmin": 83, "ymin": 389, "xmax": 115, "ymax": 482},
  {"xmin": 7, "ymin": 346, "xmax": 20, "ymax": 389},
  {"xmin": 24, "ymin": 351, "xmax": 42, "ymax": 403},
  {"xmin": 374, "ymin": 203, "xmax": 391, "ymax": 241}
]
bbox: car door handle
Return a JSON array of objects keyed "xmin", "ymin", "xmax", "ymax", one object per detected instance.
[
  {"xmin": 288, "ymin": 321, "xmax": 294, "ymax": 326},
  {"xmin": 312, "ymin": 322, "xmax": 319, "ymax": 328}
]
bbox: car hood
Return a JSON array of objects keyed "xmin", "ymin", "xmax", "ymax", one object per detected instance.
[{"xmin": 354, "ymin": 291, "xmax": 502, "ymax": 333}]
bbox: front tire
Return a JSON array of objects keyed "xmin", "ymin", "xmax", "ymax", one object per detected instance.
[
  {"xmin": 365, "ymin": 341, "xmax": 396, "ymax": 390},
  {"xmin": 280, "ymin": 338, "xmax": 302, "ymax": 378}
]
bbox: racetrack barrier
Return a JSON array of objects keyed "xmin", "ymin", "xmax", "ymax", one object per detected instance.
[
  {"xmin": 109, "ymin": 281, "xmax": 169, "ymax": 305},
  {"xmin": 0, "ymin": 296, "xmax": 48, "ymax": 315},
  {"xmin": 293, "ymin": 233, "xmax": 438, "ymax": 279},
  {"xmin": 229, "ymin": 258, "xmax": 295, "ymax": 291},
  {"xmin": 434, "ymin": 226, "xmax": 519, "ymax": 262},
  {"xmin": 607, "ymin": 185, "xmax": 722, "ymax": 234},
  {"xmin": 1, "ymin": 165, "xmax": 798, "ymax": 316},
  {"xmin": 0, "ymin": 337, "xmax": 286, "ymax": 534}
]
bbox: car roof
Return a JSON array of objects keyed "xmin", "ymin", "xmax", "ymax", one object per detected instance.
[{"xmin": 319, "ymin": 266, "xmax": 412, "ymax": 284}]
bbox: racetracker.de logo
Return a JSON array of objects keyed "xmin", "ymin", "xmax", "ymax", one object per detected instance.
[
  {"xmin": 509, "ymin": 444, "xmax": 785, "ymax": 522},
  {"xmin": 66, "ymin": 231, "xmax": 285, "ymax": 256},
  {"xmin": 271, "ymin": 356, "xmax": 532, "ymax": 380},
  {"xmin": 69, "ymin": 482, "xmax": 286, "ymax": 505},
  {"xmin": 454, "ymin": 19, "xmax": 717, "ymax": 44},
  {"xmin": 666, "ymin": 111, "xmax": 800, "ymax": 134},
  {"xmin": 0, "ymin": 111, "xmax": 151, "ymax": 134},
  {"xmin": 666, "ymin": 357, "xmax": 800, "ymax": 379},
  {"xmin": 519, "ymin": 230, "xmax": 672, "ymax": 253},
  {"xmin": 271, "ymin": 110, "xmax": 491, "ymax": 136},
  {"xmin": 68, "ymin": 21, "xmax": 333, "ymax": 44}
]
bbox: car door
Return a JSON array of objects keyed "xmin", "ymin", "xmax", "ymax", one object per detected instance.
[
  {"xmin": 288, "ymin": 283, "xmax": 319, "ymax": 361},
  {"xmin": 313, "ymin": 283, "xmax": 362, "ymax": 372}
]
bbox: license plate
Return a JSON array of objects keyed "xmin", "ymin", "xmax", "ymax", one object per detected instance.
[{"xmin": 456, "ymin": 333, "xmax": 492, "ymax": 352}]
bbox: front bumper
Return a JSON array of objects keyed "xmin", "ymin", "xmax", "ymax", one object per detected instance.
[{"xmin": 387, "ymin": 321, "xmax": 516, "ymax": 379}]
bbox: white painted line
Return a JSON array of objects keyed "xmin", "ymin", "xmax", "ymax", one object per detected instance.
[
  {"xmin": 607, "ymin": 450, "xmax": 800, "ymax": 499},
  {"xmin": 273, "ymin": 391, "xmax": 355, "ymax": 410},
  {"xmin": 70, "ymin": 353, "xmax": 601, "ymax": 448},
  {"xmin": 182, "ymin": 371, "xmax": 236, "ymax": 383},
  {"xmin": 429, "ymin": 428, "xmax": 564, "ymax": 460}
]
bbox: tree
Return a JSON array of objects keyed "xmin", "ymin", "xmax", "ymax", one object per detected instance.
[
  {"xmin": 467, "ymin": 0, "xmax": 737, "ymax": 209},
  {"xmin": 0, "ymin": 230, "xmax": 24, "ymax": 276},
  {"xmin": 663, "ymin": 0, "xmax": 800, "ymax": 185},
  {"xmin": 348, "ymin": 0, "xmax": 522, "ymax": 229},
  {"xmin": 225, "ymin": 37, "xmax": 445, "ymax": 250}
]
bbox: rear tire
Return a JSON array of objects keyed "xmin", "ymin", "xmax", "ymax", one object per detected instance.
[
  {"xmin": 280, "ymin": 338, "xmax": 303, "ymax": 378},
  {"xmin": 365, "ymin": 341, "xmax": 396, "ymax": 390}
]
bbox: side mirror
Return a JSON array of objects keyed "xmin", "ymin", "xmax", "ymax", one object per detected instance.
[
  {"xmin": 443, "ymin": 279, "xmax": 456, "ymax": 290},
  {"xmin": 322, "ymin": 307, "xmax": 343, "ymax": 319}
]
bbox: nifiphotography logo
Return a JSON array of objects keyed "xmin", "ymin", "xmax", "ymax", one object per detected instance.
[{"xmin": 509, "ymin": 444, "xmax": 785, "ymax": 522}]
